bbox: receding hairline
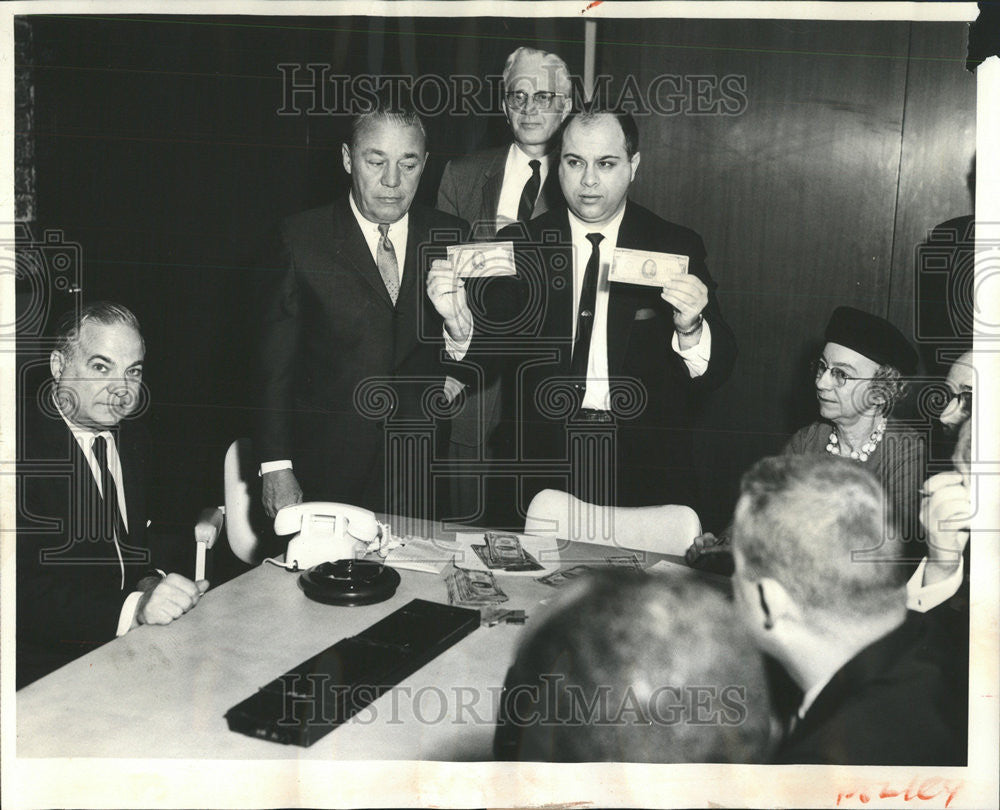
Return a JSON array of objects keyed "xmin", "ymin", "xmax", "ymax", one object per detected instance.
[{"xmin": 503, "ymin": 46, "xmax": 572, "ymax": 94}]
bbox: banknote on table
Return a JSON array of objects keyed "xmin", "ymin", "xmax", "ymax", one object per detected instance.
[
  {"xmin": 447, "ymin": 241, "xmax": 516, "ymax": 278},
  {"xmin": 605, "ymin": 553, "xmax": 643, "ymax": 570},
  {"xmin": 537, "ymin": 563, "xmax": 598, "ymax": 587},
  {"xmin": 475, "ymin": 531, "xmax": 544, "ymax": 572},
  {"xmin": 444, "ymin": 562, "xmax": 509, "ymax": 606},
  {"xmin": 609, "ymin": 247, "xmax": 689, "ymax": 287}
]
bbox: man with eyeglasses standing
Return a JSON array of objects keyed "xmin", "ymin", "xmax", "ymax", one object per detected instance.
[{"xmin": 435, "ymin": 47, "xmax": 572, "ymax": 523}]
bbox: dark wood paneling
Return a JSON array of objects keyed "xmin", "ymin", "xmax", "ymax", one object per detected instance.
[{"xmin": 599, "ymin": 19, "xmax": 972, "ymax": 527}]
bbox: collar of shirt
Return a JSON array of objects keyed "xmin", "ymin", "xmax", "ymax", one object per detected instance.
[
  {"xmin": 566, "ymin": 204, "xmax": 627, "ymax": 411},
  {"xmin": 566, "ymin": 203, "xmax": 627, "ymax": 304},
  {"xmin": 495, "ymin": 145, "xmax": 555, "ymax": 230},
  {"xmin": 53, "ymin": 395, "xmax": 130, "ymax": 536},
  {"xmin": 797, "ymin": 676, "xmax": 831, "ymax": 721},
  {"xmin": 507, "ymin": 142, "xmax": 551, "ymax": 187},
  {"xmin": 349, "ymin": 192, "xmax": 409, "ymax": 278}
]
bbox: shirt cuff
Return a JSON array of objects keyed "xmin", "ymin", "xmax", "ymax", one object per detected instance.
[
  {"xmin": 671, "ymin": 318, "xmax": 712, "ymax": 378},
  {"xmin": 444, "ymin": 324, "xmax": 473, "ymax": 361},
  {"xmin": 906, "ymin": 556, "xmax": 965, "ymax": 613},
  {"xmin": 117, "ymin": 591, "xmax": 145, "ymax": 636},
  {"xmin": 260, "ymin": 460, "xmax": 293, "ymax": 475}
]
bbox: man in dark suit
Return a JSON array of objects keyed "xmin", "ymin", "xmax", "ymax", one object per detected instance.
[
  {"xmin": 436, "ymin": 46, "xmax": 571, "ymax": 522},
  {"xmin": 428, "ymin": 106, "xmax": 736, "ymax": 526},
  {"xmin": 17, "ymin": 302, "xmax": 207, "ymax": 689},
  {"xmin": 731, "ymin": 453, "xmax": 963, "ymax": 765},
  {"xmin": 257, "ymin": 99, "xmax": 466, "ymax": 520}
]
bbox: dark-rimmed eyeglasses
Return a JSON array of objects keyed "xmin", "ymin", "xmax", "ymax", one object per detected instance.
[
  {"xmin": 504, "ymin": 90, "xmax": 566, "ymax": 111},
  {"xmin": 948, "ymin": 389, "xmax": 972, "ymax": 411},
  {"xmin": 811, "ymin": 358, "xmax": 877, "ymax": 388}
]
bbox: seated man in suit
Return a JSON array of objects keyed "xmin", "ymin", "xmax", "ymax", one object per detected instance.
[
  {"xmin": 493, "ymin": 570, "xmax": 774, "ymax": 762},
  {"xmin": 436, "ymin": 45, "xmax": 572, "ymax": 523},
  {"xmin": 428, "ymin": 104, "xmax": 737, "ymax": 527},
  {"xmin": 17, "ymin": 302, "xmax": 207, "ymax": 688},
  {"xmin": 257, "ymin": 93, "xmax": 466, "ymax": 521},
  {"xmin": 731, "ymin": 453, "xmax": 963, "ymax": 765}
]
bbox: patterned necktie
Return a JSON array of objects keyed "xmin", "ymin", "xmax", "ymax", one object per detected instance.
[
  {"xmin": 570, "ymin": 233, "xmax": 604, "ymax": 384},
  {"xmin": 376, "ymin": 223, "xmax": 400, "ymax": 305},
  {"xmin": 517, "ymin": 159, "xmax": 542, "ymax": 222},
  {"xmin": 92, "ymin": 434, "xmax": 128, "ymax": 545}
]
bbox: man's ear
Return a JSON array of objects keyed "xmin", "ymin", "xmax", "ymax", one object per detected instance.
[
  {"xmin": 629, "ymin": 151, "xmax": 641, "ymax": 182},
  {"xmin": 342, "ymin": 142, "xmax": 352, "ymax": 175},
  {"xmin": 757, "ymin": 577, "xmax": 799, "ymax": 629},
  {"xmin": 50, "ymin": 350, "xmax": 65, "ymax": 381}
]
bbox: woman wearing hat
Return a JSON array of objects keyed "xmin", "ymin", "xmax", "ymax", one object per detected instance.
[{"xmin": 688, "ymin": 306, "xmax": 926, "ymax": 571}]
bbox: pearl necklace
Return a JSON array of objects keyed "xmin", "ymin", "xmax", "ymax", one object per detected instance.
[{"xmin": 826, "ymin": 418, "xmax": 886, "ymax": 462}]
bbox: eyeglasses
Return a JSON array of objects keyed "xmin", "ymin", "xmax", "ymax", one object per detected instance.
[
  {"xmin": 811, "ymin": 358, "xmax": 877, "ymax": 387},
  {"xmin": 948, "ymin": 389, "xmax": 972, "ymax": 411},
  {"xmin": 504, "ymin": 90, "xmax": 566, "ymax": 111}
]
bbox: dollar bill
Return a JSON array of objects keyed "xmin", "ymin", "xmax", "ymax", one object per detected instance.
[
  {"xmin": 605, "ymin": 553, "xmax": 643, "ymax": 570},
  {"xmin": 447, "ymin": 241, "xmax": 516, "ymax": 278},
  {"xmin": 445, "ymin": 563, "xmax": 509, "ymax": 606},
  {"xmin": 608, "ymin": 247, "xmax": 689, "ymax": 287},
  {"xmin": 537, "ymin": 564, "xmax": 597, "ymax": 587}
]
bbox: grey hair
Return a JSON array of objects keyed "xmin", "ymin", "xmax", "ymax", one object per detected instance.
[
  {"xmin": 53, "ymin": 301, "xmax": 143, "ymax": 358},
  {"xmin": 502, "ymin": 46, "xmax": 572, "ymax": 96}
]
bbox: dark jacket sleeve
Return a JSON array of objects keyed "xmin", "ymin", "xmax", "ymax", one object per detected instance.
[{"xmin": 254, "ymin": 224, "xmax": 300, "ymax": 464}]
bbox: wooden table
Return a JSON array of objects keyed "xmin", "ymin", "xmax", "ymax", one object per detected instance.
[{"xmin": 16, "ymin": 523, "xmax": 724, "ymax": 761}]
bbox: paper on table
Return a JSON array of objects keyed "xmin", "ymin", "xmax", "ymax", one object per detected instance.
[
  {"xmin": 383, "ymin": 535, "xmax": 460, "ymax": 575},
  {"xmin": 609, "ymin": 247, "xmax": 689, "ymax": 287},
  {"xmin": 455, "ymin": 531, "xmax": 561, "ymax": 576}
]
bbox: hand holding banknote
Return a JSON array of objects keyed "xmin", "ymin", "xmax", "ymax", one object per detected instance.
[
  {"xmin": 608, "ymin": 247, "xmax": 707, "ymax": 334},
  {"xmin": 427, "ymin": 257, "xmax": 473, "ymax": 341},
  {"xmin": 660, "ymin": 273, "xmax": 708, "ymax": 334}
]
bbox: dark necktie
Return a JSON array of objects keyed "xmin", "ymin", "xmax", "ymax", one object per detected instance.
[
  {"xmin": 570, "ymin": 233, "xmax": 604, "ymax": 385},
  {"xmin": 92, "ymin": 434, "xmax": 128, "ymax": 546},
  {"xmin": 376, "ymin": 223, "xmax": 400, "ymax": 305},
  {"xmin": 517, "ymin": 159, "xmax": 542, "ymax": 222}
]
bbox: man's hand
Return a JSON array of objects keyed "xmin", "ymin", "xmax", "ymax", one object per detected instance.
[
  {"xmin": 262, "ymin": 468, "xmax": 302, "ymax": 518},
  {"xmin": 427, "ymin": 258, "xmax": 473, "ymax": 341},
  {"xmin": 661, "ymin": 274, "xmax": 708, "ymax": 332},
  {"xmin": 920, "ymin": 471, "xmax": 971, "ymax": 584},
  {"xmin": 136, "ymin": 573, "xmax": 209, "ymax": 626}
]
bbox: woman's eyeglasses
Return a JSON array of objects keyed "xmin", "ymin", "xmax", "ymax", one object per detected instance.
[
  {"xmin": 504, "ymin": 90, "xmax": 566, "ymax": 111},
  {"xmin": 811, "ymin": 358, "xmax": 877, "ymax": 388}
]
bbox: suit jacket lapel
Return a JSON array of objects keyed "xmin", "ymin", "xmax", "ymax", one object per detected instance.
[
  {"xmin": 480, "ymin": 149, "xmax": 506, "ymax": 228},
  {"xmin": 534, "ymin": 158, "xmax": 563, "ymax": 218},
  {"xmin": 546, "ymin": 210, "xmax": 575, "ymax": 372},
  {"xmin": 606, "ymin": 202, "xmax": 642, "ymax": 376},
  {"xmin": 332, "ymin": 197, "xmax": 395, "ymax": 310}
]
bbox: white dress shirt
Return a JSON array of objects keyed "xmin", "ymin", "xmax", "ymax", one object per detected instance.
[
  {"xmin": 565, "ymin": 207, "xmax": 713, "ymax": 411},
  {"xmin": 906, "ymin": 555, "xmax": 965, "ymax": 612},
  {"xmin": 495, "ymin": 144, "xmax": 551, "ymax": 232},
  {"xmin": 57, "ymin": 403, "xmax": 147, "ymax": 635},
  {"xmin": 261, "ymin": 195, "xmax": 410, "ymax": 474}
]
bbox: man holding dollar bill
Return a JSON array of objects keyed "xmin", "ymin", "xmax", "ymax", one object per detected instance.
[
  {"xmin": 427, "ymin": 105, "xmax": 736, "ymax": 524},
  {"xmin": 436, "ymin": 46, "xmax": 572, "ymax": 522}
]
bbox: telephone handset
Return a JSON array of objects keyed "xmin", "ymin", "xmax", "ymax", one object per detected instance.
[{"xmin": 274, "ymin": 502, "xmax": 391, "ymax": 571}]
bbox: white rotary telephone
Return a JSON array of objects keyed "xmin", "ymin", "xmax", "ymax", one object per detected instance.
[{"xmin": 273, "ymin": 502, "xmax": 392, "ymax": 571}]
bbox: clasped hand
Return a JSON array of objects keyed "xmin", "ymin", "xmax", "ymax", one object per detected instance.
[{"xmin": 137, "ymin": 573, "xmax": 209, "ymax": 626}]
